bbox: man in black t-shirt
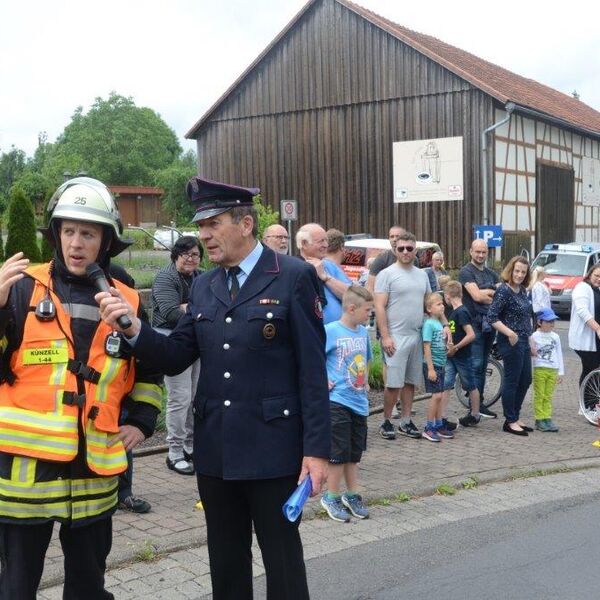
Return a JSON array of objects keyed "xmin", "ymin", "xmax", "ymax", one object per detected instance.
[{"xmin": 457, "ymin": 240, "xmax": 500, "ymax": 418}]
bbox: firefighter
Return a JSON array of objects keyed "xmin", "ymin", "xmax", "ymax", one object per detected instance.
[{"xmin": 0, "ymin": 177, "xmax": 162, "ymax": 599}]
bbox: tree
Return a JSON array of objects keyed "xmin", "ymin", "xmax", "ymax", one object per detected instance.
[
  {"xmin": 154, "ymin": 151, "xmax": 197, "ymax": 226},
  {"xmin": 5, "ymin": 187, "xmax": 41, "ymax": 262},
  {"xmin": 0, "ymin": 147, "xmax": 27, "ymax": 213},
  {"xmin": 253, "ymin": 194, "xmax": 279, "ymax": 238},
  {"xmin": 40, "ymin": 92, "xmax": 182, "ymax": 186}
]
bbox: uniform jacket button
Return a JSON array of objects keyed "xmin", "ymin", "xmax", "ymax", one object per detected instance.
[
  {"xmin": 266, "ymin": 312, "xmax": 273, "ymax": 319},
  {"xmin": 223, "ymin": 343, "xmax": 230, "ymax": 350},
  {"xmin": 225, "ymin": 317, "xmax": 232, "ymax": 324},
  {"xmin": 283, "ymin": 409, "xmax": 290, "ymax": 416},
  {"xmin": 224, "ymin": 372, "xmax": 231, "ymax": 379},
  {"xmin": 224, "ymin": 400, "xmax": 231, "ymax": 407}
]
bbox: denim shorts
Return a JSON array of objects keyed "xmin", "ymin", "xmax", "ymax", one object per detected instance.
[
  {"xmin": 422, "ymin": 363, "xmax": 445, "ymax": 394},
  {"xmin": 443, "ymin": 352, "xmax": 477, "ymax": 392}
]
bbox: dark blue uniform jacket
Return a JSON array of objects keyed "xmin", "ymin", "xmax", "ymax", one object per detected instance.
[{"xmin": 133, "ymin": 245, "xmax": 331, "ymax": 480}]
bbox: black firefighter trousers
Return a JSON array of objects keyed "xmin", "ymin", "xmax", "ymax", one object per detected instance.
[{"xmin": 0, "ymin": 516, "xmax": 114, "ymax": 599}]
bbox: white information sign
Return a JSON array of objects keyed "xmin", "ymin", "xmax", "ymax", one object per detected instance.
[
  {"xmin": 392, "ymin": 136, "xmax": 464, "ymax": 203},
  {"xmin": 280, "ymin": 200, "xmax": 298, "ymax": 221},
  {"xmin": 582, "ymin": 156, "xmax": 600, "ymax": 207}
]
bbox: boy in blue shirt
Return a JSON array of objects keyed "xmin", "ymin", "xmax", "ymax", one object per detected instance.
[
  {"xmin": 422, "ymin": 292, "xmax": 453, "ymax": 442},
  {"xmin": 321, "ymin": 285, "xmax": 373, "ymax": 522}
]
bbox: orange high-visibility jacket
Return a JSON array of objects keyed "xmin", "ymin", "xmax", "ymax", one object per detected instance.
[{"xmin": 0, "ymin": 263, "xmax": 139, "ymax": 476}]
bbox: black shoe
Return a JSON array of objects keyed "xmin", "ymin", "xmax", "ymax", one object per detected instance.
[
  {"xmin": 479, "ymin": 406, "xmax": 497, "ymax": 419},
  {"xmin": 459, "ymin": 414, "xmax": 480, "ymax": 427},
  {"xmin": 183, "ymin": 449, "xmax": 194, "ymax": 462},
  {"xmin": 519, "ymin": 424, "xmax": 534, "ymax": 432},
  {"xmin": 166, "ymin": 456, "xmax": 195, "ymax": 475},
  {"xmin": 442, "ymin": 418, "xmax": 457, "ymax": 431},
  {"xmin": 398, "ymin": 421, "xmax": 422, "ymax": 439},
  {"xmin": 502, "ymin": 420, "xmax": 528, "ymax": 436},
  {"xmin": 118, "ymin": 495, "xmax": 152, "ymax": 514},
  {"xmin": 379, "ymin": 419, "xmax": 396, "ymax": 440}
]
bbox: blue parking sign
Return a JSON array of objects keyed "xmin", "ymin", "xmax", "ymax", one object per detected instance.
[{"xmin": 473, "ymin": 225, "xmax": 503, "ymax": 247}]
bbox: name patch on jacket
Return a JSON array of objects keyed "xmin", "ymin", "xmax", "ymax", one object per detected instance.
[{"xmin": 23, "ymin": 347, "xmax": 69, "ymax": 365}]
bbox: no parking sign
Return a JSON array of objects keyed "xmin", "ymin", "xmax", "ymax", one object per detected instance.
[{"xmin": 280, "ymin": 200, "xmax": 298, "ymax": 222}]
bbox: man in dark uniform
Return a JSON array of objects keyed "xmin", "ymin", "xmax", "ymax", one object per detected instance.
[{"xmin": 96, "ymin": 176, "xmax": 330, "ymax": 600}]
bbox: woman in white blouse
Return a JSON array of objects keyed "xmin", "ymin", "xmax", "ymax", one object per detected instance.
[
  {"xmin": 568, "ymin": 264, "xmax": 600, "ymax": 385},
  {"xmin": 528, "ymin": 266, "xmax": 551, "ymax": 314}
]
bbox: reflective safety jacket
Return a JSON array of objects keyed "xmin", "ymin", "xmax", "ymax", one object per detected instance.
[
  {"xmin": 0, "ymin": 263, "xmax": 148, "ymax": 475},
  {"xmin": 0, "ymin": 262, "xmax": 162, "ymax": 526}
]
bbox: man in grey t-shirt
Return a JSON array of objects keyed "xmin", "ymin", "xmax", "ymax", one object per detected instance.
[{"xmin": 374, "ymin": 232, "xmax": 431, "ymax": 440}]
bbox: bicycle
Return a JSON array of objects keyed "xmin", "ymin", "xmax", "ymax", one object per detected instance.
[
  {"xmin": 454, "ymin": 344, "xmax": 504, "ymax": 409},
  {"xmin": 579, "ymin": 368, "xmax": 600, "ymax": 425}
]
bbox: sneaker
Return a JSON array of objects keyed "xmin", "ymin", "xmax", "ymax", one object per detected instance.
[
  {"xmin": 545, "ymin": 419, "xmax": 560, "ymax": 432},
  {"xmin": 479, "ymin": 405, "xmax": 497, "ymax": 419},
  {"xmin": 442, "ymin": 418, "xmax": 457, "ymax": 431},
  {"xmin": 342, "ymin": 493, "xmax": 369, "ymax": 519},
  {"xmin": 320, "ymin": 495, "xmax": 351, "ymax": 522},
  {"xmin": 398, "ymin": 421, "xmax": 422, "ymax": 439},
  {"xmin": 436, "ymin": 426, "xmax": 454, "ymax": 439},
  {"xmin": 422, "ymin": 427, "xmax": 440, "ymax": 442},
  {"xmin": 118, "ymin": 495, "xmax": 151, "ymax": 514},
  {"xmin": 459, "ymin": 414, "xmax": 481, "ymax": 427},
  {"xmin": 379, "ymin": 419, "xmax": 396, "ymax": 440}
]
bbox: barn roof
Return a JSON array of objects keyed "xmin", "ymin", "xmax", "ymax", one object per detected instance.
[{"xmin": 186, "ymin": 0, "xmax": 600, "ymax": 138}]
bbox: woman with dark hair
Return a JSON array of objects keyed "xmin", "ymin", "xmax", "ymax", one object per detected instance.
[
  {"xmin": 488, "ymin": 256, "xmax": 533, "ymax": 436},
  {"xmin": 568, "ymin": 263, "xmax": 600, "ymax": 385},
  {"xmin": 151, "ymin": 236, "xmax": 203, "ymax": 474}
]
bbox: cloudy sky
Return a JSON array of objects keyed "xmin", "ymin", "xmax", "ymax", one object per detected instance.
[{"xmin": 2, "ymin": 0, "xmax": 598, "ymax": 157}]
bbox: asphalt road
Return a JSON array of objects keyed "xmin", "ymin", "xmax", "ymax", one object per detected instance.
[{"xmin": 293, "ymin": 492, "xmax": 600, "ymax": 600}]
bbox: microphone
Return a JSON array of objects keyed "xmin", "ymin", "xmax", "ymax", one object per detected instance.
[{"xmin": 86, "ymin": 263, "xmax": 133, "ymax": 330}]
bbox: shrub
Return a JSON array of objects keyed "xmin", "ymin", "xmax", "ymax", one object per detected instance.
[
  {"xmin": 369, "ymin": 341, "xmax": 384, "ymax": 390},
  {"xmin": 5, "ymin": 187, "xmax": 41, "ymax": 262}
]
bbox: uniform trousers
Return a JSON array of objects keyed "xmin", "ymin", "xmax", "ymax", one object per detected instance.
[
  {"xmin": 197, "ymin": 473, "xmax": 309, "ymax": 600},
  {"xmin": 0, "ymin": 516, "xmax": 113, "ymax": 600}
]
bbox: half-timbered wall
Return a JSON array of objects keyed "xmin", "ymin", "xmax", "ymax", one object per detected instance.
[{"xmin": 494, "ymin": 110, "xmax": 600, "ymax": 255}]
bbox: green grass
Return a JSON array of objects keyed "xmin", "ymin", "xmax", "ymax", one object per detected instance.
[
  {"xmin": 133, "ymin": 540, "xmax": 159, "ymax": 562},
  {"xmin": 435, "ymin": 483, "xmax": 457, "ymax": 496},
  {"xmin": 461, "ymin": 476, "xmax": 479, "ymax": 490}
]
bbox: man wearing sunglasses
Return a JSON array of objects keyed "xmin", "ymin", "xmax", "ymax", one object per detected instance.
[{"xmin": 374, "ymin": 231, "xmax": 431, "ymax": 440}]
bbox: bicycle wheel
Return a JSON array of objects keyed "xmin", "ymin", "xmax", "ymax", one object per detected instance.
[
  {"xmin": 579, "ymin": 368, "xmax": 600, "ymax": 425},
  {"xmin": 455, "ymin": 357, "xmax": 504, "ymax": 409}
]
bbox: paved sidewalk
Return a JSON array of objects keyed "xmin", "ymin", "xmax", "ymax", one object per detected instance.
[{"xmin": 39, "ymin": 342, "xmax": 600, "ymax": 594}]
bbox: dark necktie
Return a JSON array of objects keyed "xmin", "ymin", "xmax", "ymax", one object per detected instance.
[{"xmin": 228, "ymin": 266, "xmax": 241, "ymax": 300}]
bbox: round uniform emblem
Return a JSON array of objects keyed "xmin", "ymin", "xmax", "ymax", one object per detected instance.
[{"xmin": 263, "ymin": 323, "xmax": 276, "ymax": 339}]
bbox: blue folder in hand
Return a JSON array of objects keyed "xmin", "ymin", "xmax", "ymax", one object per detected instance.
[{"xmin": 282, "ymin": 477, "xmax": 313, "ymax": 522}]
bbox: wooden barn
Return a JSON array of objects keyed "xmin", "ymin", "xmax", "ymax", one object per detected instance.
[
  {"xmin": 109, "ymin": 185, "xmax": 166, "ymax": 228},
  {"xmin": 185, "ymin": 0, "xmax": 600, "ymax": 267}
]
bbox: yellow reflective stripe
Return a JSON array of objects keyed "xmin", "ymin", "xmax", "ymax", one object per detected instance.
[
  {"xmin": 0, "ymin": 478, "xmax": 70, "ymax": 499},
  {"xmin": 72, "ymin": 490, "xmax": 117, "ymax": 520},
  {"xmin": 0, "ymin": 336, "xmax": 7, "ymax": 354},
  {"xmin": 49, "ymin": 339, "xmax": 68, "ymax": 387},
  {"xmin": 130, "ymin": 383, "xmax": 163, "ymax": 410},
  {"xmin": 96, "ymin": 357, "xmax": 122, "ymax": 402},
  {"xmin": 0, "ymin": 428, "xmax": 78, "ymax": 456},
  {"xmin": 0, "ymin": 498, "xmax": 70, "ymax": 520},
  {"xmin": 0, "ymin": 407, "xmax": 78, "ymax": 432},
  {"xmin": 11, "ymin": 457, "xmax": 36, "ymax": 483},
  {"xmin": 71, "ymin": 476, "xmax": 118, "ymax": 498},
  {"xmin": 86, "ymin": 447, "xmax": 128, "ymax": 469}
]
